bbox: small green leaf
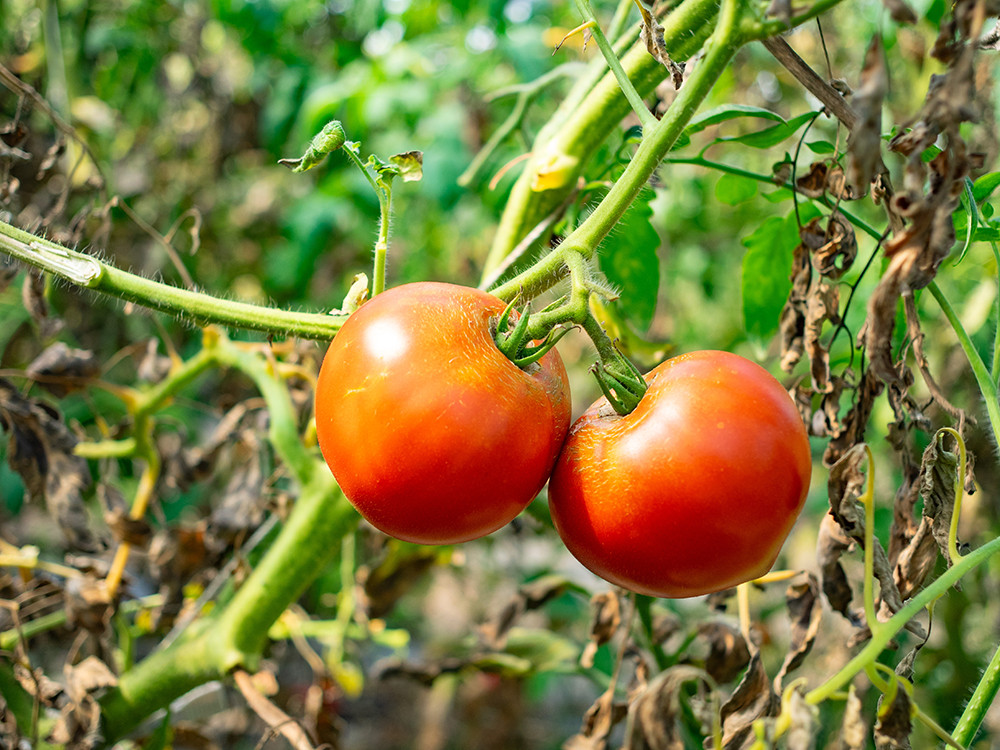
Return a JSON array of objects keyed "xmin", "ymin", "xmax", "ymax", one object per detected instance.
[
  {"xmin": 717, "ymin": 111, "xmax": 818, "ymax": 150},
  {"xmin": 741, "ymin": 204, "xmax": 822, "ymax": 341},
  {"xmin": 806, "ymin": 140, "xmax": 836, "ymax": 154},
  {"xmin": 598, "ymin": 192, "xmax": 660, "ymax": 331},
  {"xmin": 715, "ymin": 173, "xmax": 758, "ymax": 205},
  {"xmin": 972, "ymin": 172, "xmax": 1000, "ymax": 203},
  {"xmin": 684, "ymin": 104, "xmax": 788, "ymax": 135}
]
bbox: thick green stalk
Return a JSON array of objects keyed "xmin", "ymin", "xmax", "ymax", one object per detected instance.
[
  {"xmin": 491, "ymin": 0, "xmax": 743, "ymax": 302},
  {"xmin": 483, "ymin": 0, "xmax": 719, "ymax": 275},
  {"xmin": 0, "ymin": 219, "xmax": 346, "ymax": 340},
  {"xmin": 953, "ymin": 640, "xmax": 1000, "ymax": 745}
]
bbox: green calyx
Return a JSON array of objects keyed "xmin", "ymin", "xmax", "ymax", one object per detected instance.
[
  {"xmin": 591, "ymin": 354, "xmax": 647, "ymax": 416},
  {"xmin": 494, "ymin": 300, "xmax": 569, "ymax": 369}
]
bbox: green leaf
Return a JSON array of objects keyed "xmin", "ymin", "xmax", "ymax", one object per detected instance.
[
  {"xmin": 717, "ymin": 111, "xmax": 818, "ymax": 150},
  {"xmin": 598, "ymin": 192, "xmax": 660, "ymax": 331},
  {"xmin": 684, "ymin": 104, "xmax": 788, "ymax": 135},
  {"xmin": 715, "ymin": 173, "xmax": 758, "ymax": 205},
  {"xmin": 806, "ymin": 140, "xmax": 836, "ymax": 154},
  {"xmin": 741, "ymin": 204, "xmax": 822, "ymax": 341},
  {"xmin": 972, "ymin": 172, "xmax": 1000, "ymax": 203}
]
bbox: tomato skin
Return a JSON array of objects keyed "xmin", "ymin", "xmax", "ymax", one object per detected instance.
[
  {"xmin": 548, "ymin": 350, "xmax": 811, "ymax": 599},
  {"xmin": 315, "ymin": 282, "xmax": 571, "ymax": 545}
]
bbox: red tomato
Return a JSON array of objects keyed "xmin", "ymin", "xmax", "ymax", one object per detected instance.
[
  {"xmin": 315, "ymin": 282, "xmax": 571, "ymax": 544},
  {"xmin": 548, "ymin": 350, "xmax": 811, "ymax": 598}
]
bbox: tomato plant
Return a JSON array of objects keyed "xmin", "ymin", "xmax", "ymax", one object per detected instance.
[
  {"xmin": 315, "ymin": 281, "xmax": 571, "ymax": 545},
  {"xmin": 548, "ymin": 350, "xmax": 811, "ymax": 598}
]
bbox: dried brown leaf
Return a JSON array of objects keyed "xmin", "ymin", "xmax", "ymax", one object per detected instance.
[
  {"xmin": 774, "ymin": 574, "xmax": 821, "ymax": 690},
  {"xmin": 636, "ymin": 4, "xmax": 684, "ymax": 89},
  {"xmin": 25, "ymin": 343, "xmax": 100, "ymax": 397},
  {"xmin": 623, "ymin": 666, "xmax": 713, "ymax": 750},
  {"xmin": 0, "ymin": 378, "xmax": 96, "ymax": 551},
  {"xmin": 581, "ymin": 591, "xmax": 621, "ymax": 669},
  {"xmin": 479, "ymin": 575, "xmax": 571, "ymax": 649},
  {"xmin": 566, "ymin": 689, "xmax": 628, "ymax": 750},
  {"xmin": 841, "ymin": 685, "xmax": 867, "ymax": 749},
  {"xmin": 697, "ymin": 622, "xmax": 751, "ymax": 685},
  {"xmin": 720, "ymin": 651, "xmax": 778, "ymax": 749},
  {"xmin": 361, "ymin": 545, "xmax": 439, "ymax": 620},
  {"xmin": 21, "ymin": 272, "xmax": 62, "ymax": 338},
  {"xmin": 874, "ymin": 683, "xmax": 912, "ymax": 749},
  {"xmin": 824, "ymin": 370, "xmax": 884, "ymax": 466},
  {"xmin": 847, "ymin": 37, "xmax": 888, "ymax": 193},
  {"xmin": 918, "ymin": 431, "xmax": 963, "ymax": 561},
  {"xmin": 816, "ymin": 513, "xmax": 860, "ymax": 624},
  {"xmin": 206, "ymin": 430, "xmax": 266, "ymax": 548}
]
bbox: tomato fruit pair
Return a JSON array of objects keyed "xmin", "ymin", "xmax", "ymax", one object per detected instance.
[
  {"xmin": 315, "ymin": 282, "xmax": 571, "ymax": 545},
  {"xmin": 549, "ymin": 350, "xmax": 811, "ymax": 599}
]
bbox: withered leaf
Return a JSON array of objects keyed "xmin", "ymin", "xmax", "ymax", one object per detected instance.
[
  {"xmin": 136, "ymin": 338, "xmax": 173, "ymax": 383},
  {"xmin": 567, "ymin": 689, "xmax": 629, "ymax": 750},
  {"xmin": 720, "ymin": 651, "xmax": 778, "ymax": 749},
  {"xmin": 635, "ymin": 3, "xmax": 684, "ymax": 89},
  {"xmin": 841, "ymin": 685, "xmax": 867, "ymax": 749},
  {"xmin": 874, "ymin": 683, "xmax": 912, "ymax": 749},
  {"xmin": 784, "ymin": 687, "xmax": 818, "ymax": 750},
  {"xmin": 22, "ymin": 272, "xmax": 63, "ymax": 339},
  {"xmin": 623, "ymin": 665, "xmax": 714, "ymax": 750},
  {"xmin": 104, "ymin": 507, "xmax": 153, "ymax": 548},
  {"xmin": 49, "ymin": 656, "xmax": 118, "ymax": 749},
  {"xmin": 0, "ymin": 377, "xmax": 96, "ymax": 551},
  {"xmin": 823, "ymin": 370, "xmax": 883, "ymax": 466},
  {"xmin": 796, "ymin": 163, "xmax": 830, "ymax": 199},
  {"xmin": 816, "ymin": 513, "xmax": 860, "ymax": 624},
  {"xmin": 917, "ymin": 431, "xmax": 964, "ymax": 562},
  {"xmin": 63, "ymin": 574, "xmax": 113, "ymax": 632},
  {"xmin": 580, "ymin": 590, "xmax": 621, "ymax": 669},
  {"xmin": 881, "ymin": 0, "xmax": 917, "ymax": 23},
  {"xmin": 697, "ymin": 622, "xmax": 751, "ymax": 685},
  {"xmin": 774, "ymin": 574, "xmax": 822, "ymax": 690},
  {"xmin": 480, "ymin": 575, "xmax": 571, "ymax": 649},
  {"xmin": 206, "ymin": 429, "xmax": 266, "ymax": 548},
  {"xmin": 26, "ymin": 343, "xmax": 100, "ymax": 397},
  {"xmin": 361, "ymin": 544, "xmax": 439, "ymax": 620},
  {"xmin": 827, "ymin": 445, "xmax": 910, "ymax": 621},
  {"xmin": 847, "ymin": 36, "xmax": 888, "ymax": 193}
]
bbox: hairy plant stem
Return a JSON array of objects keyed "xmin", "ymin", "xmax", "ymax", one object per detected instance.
[
  {"xmin": 0, "ymin": 219, "xmax": 346, "ymax": 340},
  {"xmin": 98, "ymin": 335, "xmax": 356, "ymax": 739}
]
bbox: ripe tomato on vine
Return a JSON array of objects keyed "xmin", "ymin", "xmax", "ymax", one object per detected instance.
[
  {"xmin": 548, "ymin": 350, "xmax": 812, "ymax": 598},
  {"xmin": 315, "ymin": 282, "xmax": 572, "ymax": 545}
]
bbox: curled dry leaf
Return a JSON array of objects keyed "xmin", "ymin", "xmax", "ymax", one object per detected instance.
[
  {"xmin": 580, "ymin": 590, "xmax": 621, "ymax": 669},
  {"xmin": 479, "ymin": 575, "xmax": 571, "ymax": 650},
  {"xmin": 774, "ymin": 574, "xmax": 822, "ymax": 691},
  {"xmin": 720, "ymin": 651, "xmax": 779, "ymax": 749},
  {"xmin": 360, "ymin": 544, "xmax": 441, "ymax": 620},
  {"xmin": 826, "ymin": 445, "xmax": 913, "ymax": 627},
  {"xmin": 565, "ymin": 689, "xmax": 629, "ymax": 750},
  {"xmin": 841, "ymin": 685, "xmax": 867, "ymax": 750},
  {"xmin": 622, "ymin": 665, "xmax": 715, "ymax": 750},
  {"xmin": 22, "ymin": 271, "xmax": 63, "ymax": 339},
  {"xmin": 0, "ymin": 377, "xmax": 96, "ymax": 551},
  {"xmin": 784, "ymin": 687, "xmax": 819, "ymax": 750},
  {"xmin": 847, "ymin": 36, "xmax": 888, "ymax": 194},
  {"xmin": 816, "ymin": 513, "xmax": 861, "ymax": 624},
  {"xmin": 823, "ymin": 369, "xmax": 883, "ymax": 466},
  {"xmin": 635, "ymin": 3, "xmax": 684, "ymax": 89},
  {"xmin": 206, "ymin": 428, "xmax": 267, "ymax": 549},
  {"xmin": 25, "ymin": 342, "xmax": 100, "ymax": 397},
  {"xmin": 873, "ymin": 682, "xmax": 912, "ymax": 750},
  {"xmin": 697, "ymin": 622, "xmax": 751, "ymax": 685},
  {"xmin": 917, "ymin": 431, "xmax": 965, "ymax": 560}
]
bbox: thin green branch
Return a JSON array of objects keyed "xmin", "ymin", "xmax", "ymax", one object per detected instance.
[
  {"xmin": 0, "ymin": 219, "xmax": 346, "ymax": 340},
  {"xmin": 573, "ymin": 0, "xmax": 658, "ymax": 130},
  {"xmin": 806, "ymin": 533, "xmax": 1000, "ymax": 704},
  {"xmin": 928, "ymin": 281, "xmax": 1000, "ymax": 447},
  {"xmin": 954, "ymin": 640, "xmax": 1000, "ymax": 745}
]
